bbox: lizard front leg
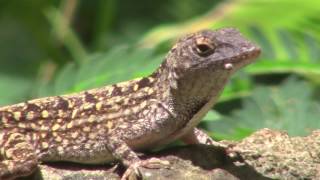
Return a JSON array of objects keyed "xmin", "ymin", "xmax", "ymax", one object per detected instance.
[
  {"xmin": 0, "ymin": 132, "xmax": 38, "ymax": 180},
  {"xmin": 181, "ymin": 128, "xmax": 226, "ymax": 148},
  {"xmin": 106, "ymin": 135, "xmax": 169, "ymax": 180}
]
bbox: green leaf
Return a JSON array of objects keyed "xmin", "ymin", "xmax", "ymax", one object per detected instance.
[
  {"xmin": 0, "ymin": 75, "xmax": 32, "ymax": 106},
  {"xmin": 205, "ymin": 76, "xmax": 320, "ymax": 140},
  {"xmin": 202, "ymin": 110, "xmax": 222, "ymax": 122},
  {"xmin": 220, "ymin": 71, "xmax": 253, "ymax": 102},
  {"xmin": 38, "ymin": 46, "xmax": 163, "ymax": 96},
  {"xmin": 54, "ymin": 63, "xmax": 77, "ymax": 95},
  {"xmin": 210, "ymin": 127, "xmax": 254, "ymax": 141}
]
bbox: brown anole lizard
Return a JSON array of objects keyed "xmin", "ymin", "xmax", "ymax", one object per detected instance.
[{"xmin": 0, "ymin": 28, "xmax": 260, "ymax": 179}]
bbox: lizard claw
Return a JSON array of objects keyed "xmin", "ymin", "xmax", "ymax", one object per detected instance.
[
  {"xmin": 121, "ymin": 162, "xmax": 141, "ymax": 180},
  {"xmin": 121, "ymin": 158, "xmax": 170, "ymax": 180}
]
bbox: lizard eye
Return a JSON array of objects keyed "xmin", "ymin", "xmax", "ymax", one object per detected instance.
[{"xmin": 194, "ymin": 42, "xmax": 215, "ymax": 57}]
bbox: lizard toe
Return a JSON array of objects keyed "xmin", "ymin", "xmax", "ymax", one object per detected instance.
[{"xmin": 121, "ymin": 158, "xmax": 170, "ymax": 180}]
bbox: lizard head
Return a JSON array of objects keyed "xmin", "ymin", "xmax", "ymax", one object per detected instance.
[
  {"xmin": 156, "ymin": 28, "xmax": 261, "ymax": 109},
  {"xmin": 165, "ymin": 27, "xmax": 261, "ymax": 74}
]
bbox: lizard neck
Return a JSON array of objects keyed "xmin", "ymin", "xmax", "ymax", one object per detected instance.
[{"xmin": 152, "ymin": 59, "xmax": 232, "ymax": 119}]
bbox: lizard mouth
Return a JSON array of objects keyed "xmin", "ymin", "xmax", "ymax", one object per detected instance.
[{"xmin": 222, "ymin": 45, "xmax": 261, "ymax": 71}]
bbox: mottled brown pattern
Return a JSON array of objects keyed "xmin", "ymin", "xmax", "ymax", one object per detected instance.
[{"xmin": 0, "ymin": 28, "xmax": 260, "ymax": 179}]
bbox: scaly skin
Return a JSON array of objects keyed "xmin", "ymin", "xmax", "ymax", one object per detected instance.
[{"xmin": 0, "ymin": 28, "xmax": 260, "ymax": 179}]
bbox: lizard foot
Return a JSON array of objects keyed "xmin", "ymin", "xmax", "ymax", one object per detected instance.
[{"xmin": 121, "ymin": 158, "xmax": 170, "ymax": 180}]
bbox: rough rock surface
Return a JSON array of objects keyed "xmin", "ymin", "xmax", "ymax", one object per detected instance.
[{"xmin": 19, "ymin": 129, "xmax": 320, "ymax": 180}]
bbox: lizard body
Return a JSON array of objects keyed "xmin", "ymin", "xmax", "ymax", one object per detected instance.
[{"xmin": 0, "ymin": 28, "xmax": 260, "ymax": 179}]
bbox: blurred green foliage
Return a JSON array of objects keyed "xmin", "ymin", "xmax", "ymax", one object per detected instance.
[{"xmin": 0, "ymin": 0, "xmax": 319, "ymax": 140}]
